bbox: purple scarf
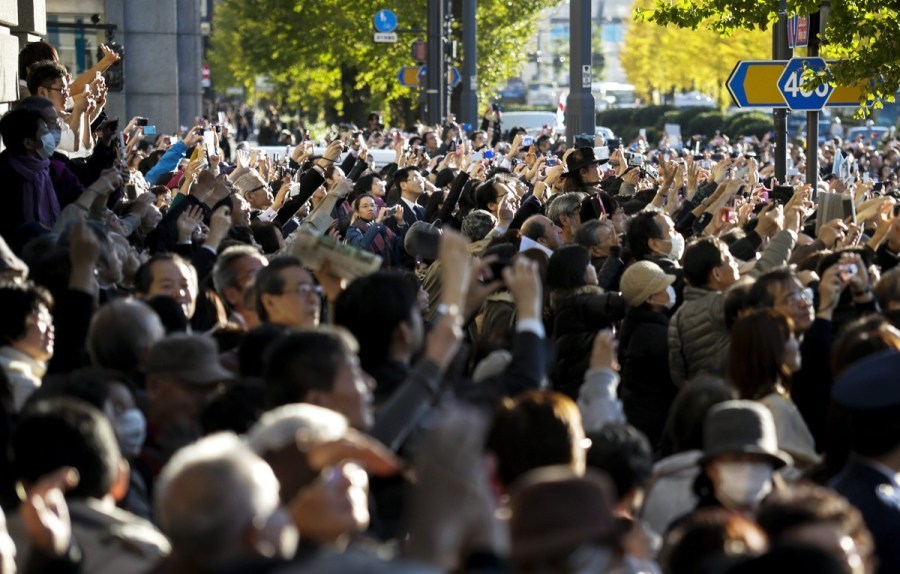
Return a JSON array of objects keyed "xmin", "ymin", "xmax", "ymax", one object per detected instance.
[
  {"xmin": 8, "ymin": 155, "xmax": 59, "ymax": 229},
  {"xmin": 352, "ymin": 217, "xmax": 396, "ymax": 268}
]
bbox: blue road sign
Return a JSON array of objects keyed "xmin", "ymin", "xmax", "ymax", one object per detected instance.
[
  {"xmin": 417, "ymin": 65, "xmax": 462, "ymax": 88},
  {"xmin": 374, "ymin": 9, "xmax": 398, "ymax": 33},
  {"xmin": 777, "ymin": 57, "xmax": 833, "ymax": 111}
]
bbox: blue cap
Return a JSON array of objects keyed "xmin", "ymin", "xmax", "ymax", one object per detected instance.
[{"xmin": 832, "ymin": 350, "xmax": 900, "ymax": 410}]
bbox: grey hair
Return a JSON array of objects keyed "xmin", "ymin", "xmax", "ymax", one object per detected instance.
[
  {"xmin": 87, "ymin": 298, "xmax": 165, "ymax": 371},
  {"xmin": 212, "ymin": 244, "xmax": 266, "ymax": 300},
  {"xmin": 246, "ymin": 403, "xmax": 349, "ymax": 455},
  {"xmin": 546, "ymin": 192, "xmax": 585, "ymax": 226},
  {"xmin": 461, "ymin": 209, "xmax": 497, "ymax": 242},
  {"xmin": 155, "ymin": 432, "xmax": 281, "ymax": 567},
  {"xmin": 232, "ymin": 169, "xmax": 265, "ymax": 196}
]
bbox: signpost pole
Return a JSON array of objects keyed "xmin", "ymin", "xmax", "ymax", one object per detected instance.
[
  {"xmin": 426, "ymin": 0, "xmax": 446, "ymax": 125},
  {"xmin": 806, "ymin": 10, "xmax": 822, "ymax": 190},
  {"xmin": 773, "ymin": 0, "xmax": 789, "ymax": 182},
  {"xmin": 565, "ymin": 0, "xmax": 595, "ymax": 144},
  {"xmin": 461, "ymin": 0, "xmax": 477, "ymax": 130}
]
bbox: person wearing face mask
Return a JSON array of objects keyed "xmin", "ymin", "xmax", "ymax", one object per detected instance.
[
  {"xmin": 0, "ymin": 108, "xmax": 61, "ymax": 248},
  {"xmin": 617, "ymin": 261, "xmax": 678, "ymax": 448},
  {"xmin": 728, "ymin": 310, "xmax": 820, "ymax": 472},
  {"xmin": 625, "ymin": 211, "xmax": 686, "ymax": 308},
  {"xmin": 689, "ymin": 400, "xmax": 791, "ymax": 518}
]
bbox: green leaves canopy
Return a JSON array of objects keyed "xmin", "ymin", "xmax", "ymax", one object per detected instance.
[
  {"xmin": 209, "ymin": 0, "xmax": 562, "ymax": 124},
  {"xmin": 635, "ymin": 0, "xmax": 899, "ymax": 112}
]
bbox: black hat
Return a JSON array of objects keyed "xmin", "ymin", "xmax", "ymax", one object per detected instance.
[
  {"xmin": 832, "ymin": 349, "xmax": 900, "ymax": 410},
  {"xmin": 404, "ymin": 220, "xmax": 442, "ymax": 260},
  {"xmin": 564, "ymin": 146, "xmax": 608, "ymax": 176}
]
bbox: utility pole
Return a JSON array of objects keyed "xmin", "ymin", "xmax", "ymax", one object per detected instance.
[
  {"xmin": 461, "ymin": 0, "xmax": 478, "ymax": 129},
  {"xmin": 773, "ymin": 0, "xmax": 789, "ymax": 182},
  {"xmin": 426, "ymin": 0, "xmax": 446, "ymax": 125},
  {"xmin": 566, "ymin": 0, "xmax": 595, "ymax": 144},
  {"xmin": 806, "ymin": 2, "xmax": 830, "ymax": 191}
]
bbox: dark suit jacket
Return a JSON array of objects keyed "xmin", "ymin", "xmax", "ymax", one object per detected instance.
[
  {"xmin": 387, "ymin": 197, "xmax": 425, "ymax": 229},
  {"xmin": 386, "ymin": 198, "xmax": 424, "ymax": 269},
  {"xmin": 830, "ymin": 457, "xmax": 900, "ymax": 574},
  {"xmin": 274, "ymin": 167, "xmax": 326, "ymax": 229}
]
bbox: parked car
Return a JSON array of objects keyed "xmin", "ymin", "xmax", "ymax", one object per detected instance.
[
  {"xmin": 674, "ymin": 91, "xmax": 716, "ymax": 108},
  {"xmin": 500, "ymin": 111, "xmax": 564, "ymax": 138},
  {"xmin": 845, "ymin": 125, "xmax": 889, "ymax": 143},
  {"xmin": 798, "ymin": 119, "xmax": 834, "ymax": 144},
  {"xmin": 526, "ymin": 82, "xmax": 560, "ymax": 108},
  {"xmin": 500, "ymin": 78, "xmax": 526, "ymax": 104},
  {"xmin": 595, "ymin": 126, "xmax": 615, "ymax": 141}
]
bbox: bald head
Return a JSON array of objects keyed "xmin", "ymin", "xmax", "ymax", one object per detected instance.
[
  {"xmin": 521, "ymin": 215, "xmax": 563, "ymax": 251},
  {"xmin": 87, "ymin": 299, "xmax": 165, "ymax": 372}
]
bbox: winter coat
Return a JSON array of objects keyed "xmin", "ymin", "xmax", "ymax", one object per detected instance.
[
  {"xmin": 668, "ymin": 229, "xmax": 798, "ymax": 386},
  {"xmin": 667, "ymin": 286, "xmax": 729, "ymax": 387},
  {"xmin": 640, "ymin": 450, "xmax": 702, "ymax": 535},
  {"xmin": 619, "ymin": 306, "xmax": 677, "ymax": 448},
  {"xmin": 548, "ymin": 285, "xmax": 626, "ymax": 397}
]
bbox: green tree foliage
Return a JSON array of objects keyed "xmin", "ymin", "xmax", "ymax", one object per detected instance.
[
  {"xmin": 209, "ymin": 0, "xmax": 561, "ymax": 125},
  {"xmin": 622, "ymin": 0, "xmax": 771, "ymax": 109},
  {"xmin": 634, "ymin": 0, "xmax": 899, "ymax": 112}
]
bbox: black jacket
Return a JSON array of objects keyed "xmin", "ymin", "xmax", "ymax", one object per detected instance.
[
  {"xmin": 548, "ymin": 286, "xmax": 626, "ymax": 397},
  {"xmin": 618, "ymin": 306, "xmax": 677, "ymax": 448}
]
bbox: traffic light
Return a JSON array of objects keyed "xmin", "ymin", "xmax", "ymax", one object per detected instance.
[{"xmin": 100, "ymin": 42, "xmax": 125, "ymax": 92}]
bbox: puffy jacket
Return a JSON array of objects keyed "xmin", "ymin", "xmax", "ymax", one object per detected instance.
[
  {"xmin": 668, "ymin": 286, "xmax": 728, "ymax": 386},
  {"xmin": 668, "ymin": 229, "xmax": 797, "ymax": 386}
]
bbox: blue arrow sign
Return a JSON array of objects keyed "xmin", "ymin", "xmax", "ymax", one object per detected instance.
[
  {"xmin": 417, "ymin": 65, "xmax": 462, "ymax": 88},
  {"xmin": 373, "ymin": 9, "xmax": 398, "ymax": 33},
  {"xmin": 777, "ymin": 57, "xmax": 833, "ymax": 111}
]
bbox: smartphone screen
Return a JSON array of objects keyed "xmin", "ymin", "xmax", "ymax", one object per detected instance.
[{"xmin": 203, "ymin": 130, "xmax": 216, "ymax": 160}]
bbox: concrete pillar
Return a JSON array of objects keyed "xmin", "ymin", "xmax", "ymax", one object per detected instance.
[
  {"xmin": 177, "ymin": 0, "xmax": 202, "ymax": 127},
  {"xmin": 102, "ymin": 0, "xmax": 125, "ymax": 122},
  {"xmin": 121, "ymin": 0, "xmax": 180, "ymax": 133},
  {"xmin": 0, "ymin": 0, "xmax": 20, "ymax": 114}
]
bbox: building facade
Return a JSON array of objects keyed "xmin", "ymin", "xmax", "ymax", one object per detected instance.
[{"xmin": 0, "ymin": 0, "xmax": 202, "ymax": 130}]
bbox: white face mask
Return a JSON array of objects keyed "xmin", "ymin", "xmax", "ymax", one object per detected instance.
[
  {"xmin": 667, "ymin": 233, "xmax": 685, "ymax": 261},
  {"xmin": 664, "ymin": 285, "xmax": 677, "ymax": 309},
  {"xmin": 713, "ymin": 461, "xmax": 773, "ymax": 508},
  {"xmin": 36, "ymin": 132, "xmax": 57, "ymax": 159},
  {"xmin": 114, "ymin": 408, "xmax": 147, "ymax": 458}
]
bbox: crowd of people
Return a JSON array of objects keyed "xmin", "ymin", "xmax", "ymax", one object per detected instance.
[{"xmin": 0, "ymin": 38, "xmax": 899, "ymax": 574}]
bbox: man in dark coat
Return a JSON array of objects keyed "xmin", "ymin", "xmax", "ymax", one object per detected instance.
[{"xmin": 829, "ymin": 350, "xmax": 900, "ymax": 574}]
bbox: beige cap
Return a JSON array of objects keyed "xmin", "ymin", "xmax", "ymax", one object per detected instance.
[{"xmin": 620, "ymin": 260, "xmax": 676, "ymax": 307}]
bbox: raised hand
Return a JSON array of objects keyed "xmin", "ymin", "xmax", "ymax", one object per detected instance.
[
  {"xmin": 20, "ymin": 467, "xmax": 79, "ymax": 557},
  {"xmin": 590, "ymin": 329, "xmax": 619, "ymax": 371},
  {"xmin": 177, "ymin": 205, "xmax": 205, "ymax": 243},
  {"xmin": 502, "ymin": 257, "xmax": 542, "ymax": 320}
]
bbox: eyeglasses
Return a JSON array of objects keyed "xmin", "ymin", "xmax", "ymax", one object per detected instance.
[
  {"xmin": 783, "ymin": 287, "xmax": 814, "ymax": 306},
  {"xmin": 283, "ymin": 283, "xmax": 323, "ymax": 298},
  {"xmin": 44, "ymin": 85, "xmax": 69, "ymax": 95},
  {"xmin": 245, "ymin": 184, "xmax": 271, "ymax": 195}
]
